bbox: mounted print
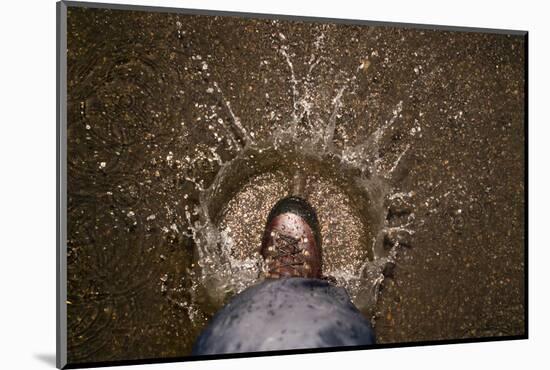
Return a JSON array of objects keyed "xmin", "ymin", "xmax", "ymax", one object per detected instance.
[{"xmin": 57, "ymin": 1, "xmax": 527, "ymax": 368}]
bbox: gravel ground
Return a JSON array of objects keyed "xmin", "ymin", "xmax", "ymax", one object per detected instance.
[{"xmin": 65, "ymin": 6, "xmax": 525, "ymax": 365}]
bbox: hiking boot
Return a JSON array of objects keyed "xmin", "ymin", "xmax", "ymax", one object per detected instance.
[{"xmin": 260, "ymin": 196, "xmax": 322, "ymax": 279}]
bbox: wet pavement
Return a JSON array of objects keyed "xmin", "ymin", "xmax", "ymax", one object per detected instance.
[{"xmin": 65, "ymin": 6, "xmax": 525, "ymax": 364}]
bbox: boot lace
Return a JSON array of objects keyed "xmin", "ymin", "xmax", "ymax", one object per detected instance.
[{"xmin": 269, "ymin": 233, "xmax": 305, "ymax": 273}]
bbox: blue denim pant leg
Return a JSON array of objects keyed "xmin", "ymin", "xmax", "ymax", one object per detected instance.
[{"xmin": 192, "ymin": 277, "xmax": 375, "ymax": 355}]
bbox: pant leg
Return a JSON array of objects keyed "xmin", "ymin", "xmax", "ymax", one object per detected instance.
[{"xmin": 192, "ymin": 277, "xmax": 375, "ymax": 355}]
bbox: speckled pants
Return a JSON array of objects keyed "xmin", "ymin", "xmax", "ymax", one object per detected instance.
[{"xmin": 192, "ymin": 277, "xmax": 375, "ymax": 355}]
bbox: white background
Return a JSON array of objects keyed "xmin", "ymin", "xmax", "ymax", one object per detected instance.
[{"xmin": 0, "ymin": 0, "xmax": 547, "ymax": 369}]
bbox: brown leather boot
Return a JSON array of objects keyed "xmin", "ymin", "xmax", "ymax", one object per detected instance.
[{"xmin": 260, "ymin": 196, "xmax": 322, "ymax": 279}]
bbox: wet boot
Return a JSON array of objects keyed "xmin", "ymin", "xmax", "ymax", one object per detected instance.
[{"xmin": 260, "ymin": 196, "xmax": 322, "ymax": 279}]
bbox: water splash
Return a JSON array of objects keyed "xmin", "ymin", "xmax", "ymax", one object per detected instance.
[{"xmin": 179, "ymin": 29, "xmax": 418, "ymax": 315}]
